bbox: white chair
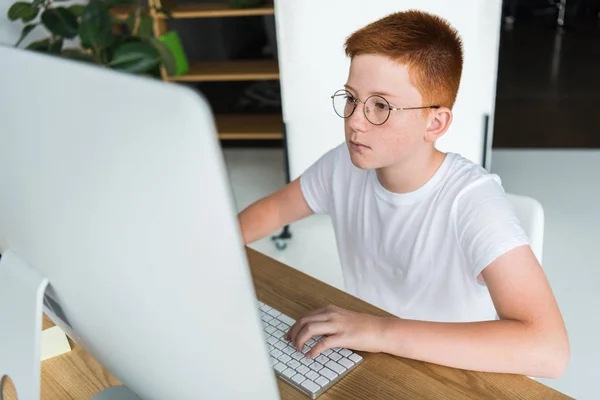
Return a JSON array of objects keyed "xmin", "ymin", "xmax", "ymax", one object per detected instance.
[{"xmin": 506, "ymin": 193, "xmax": 545, "ymax": 265}]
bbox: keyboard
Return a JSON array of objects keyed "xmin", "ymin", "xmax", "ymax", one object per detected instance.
[{"xmin": 257, "ymin": 301, "xmax": 364, "ymax": 399}]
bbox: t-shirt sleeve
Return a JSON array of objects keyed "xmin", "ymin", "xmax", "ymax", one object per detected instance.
[
  {"xmin": 299, "ymin": 145, "xmax": 341, "ymax": 215},
  {"xmin": 454, "ymin": 176, "xmax": 531, "ymax": 280}
]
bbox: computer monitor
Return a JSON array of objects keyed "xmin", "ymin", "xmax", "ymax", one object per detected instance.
[{"xmin": 0, "ymin": 46, "xmax": 280, "ymax": 400}]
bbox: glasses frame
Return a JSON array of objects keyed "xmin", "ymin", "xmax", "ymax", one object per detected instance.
[{"xmin": 331, "ymin": 89, "xmax": 440, "ymax": 126}]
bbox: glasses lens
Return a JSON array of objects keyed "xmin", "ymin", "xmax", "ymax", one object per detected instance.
[
  {"xmin": 332, "ymin": 90, "xmax": 355, "ymax": 118},
  {"xmin": 364, "ymin": 95, "xmax": 390, "ymax": 125}
]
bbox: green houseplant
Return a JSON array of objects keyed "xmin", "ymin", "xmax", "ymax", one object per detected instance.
[{"xmin": 7, "ymin": 0, "xmax": 177, "ymax": 77}]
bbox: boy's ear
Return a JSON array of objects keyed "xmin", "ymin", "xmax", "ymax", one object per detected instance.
[{"xmin": 424, "ymin": 107, "xmax": 453, "ymax": 143}]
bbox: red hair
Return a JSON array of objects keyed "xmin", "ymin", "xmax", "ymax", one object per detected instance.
[{"xmin": 345, "ymin": 10, "xmax": 464, "ymax": 109}]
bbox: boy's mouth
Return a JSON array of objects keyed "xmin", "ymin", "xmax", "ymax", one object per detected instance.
[{"xmin": 349, "ymin": 140, "xmax": 370, "ymax": 150}]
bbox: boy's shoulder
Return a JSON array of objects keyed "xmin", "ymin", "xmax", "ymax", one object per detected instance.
[{"xmin": 442, "ymin": 152, "xmax": 506, "ymax": 207}]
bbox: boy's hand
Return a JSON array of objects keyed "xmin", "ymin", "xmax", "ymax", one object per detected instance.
[{"xmin": 284, "ymin": 304, "xmax": 391, "ymax": 359}]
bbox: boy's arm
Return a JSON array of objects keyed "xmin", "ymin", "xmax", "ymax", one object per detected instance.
[
  {"xmin": 377, "ymin": 244, "xmax": 569, "ymax": 377},
  {"xmin": 286, "ymin": 245, "xmax": 570, "ymax": 379},
  {"xmin": 238, "ymin": 178, "xmax": 314, "ymax": 245}
]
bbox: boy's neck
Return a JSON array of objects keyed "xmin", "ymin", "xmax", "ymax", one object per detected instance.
[{"xmin": 375, "ymin": 148, "xmax": 447, "ymax": 194}]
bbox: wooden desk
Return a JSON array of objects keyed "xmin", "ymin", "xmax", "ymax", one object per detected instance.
[{"xmin": 4, "ymin": 249, "xmax": 571, "ymax": 400}]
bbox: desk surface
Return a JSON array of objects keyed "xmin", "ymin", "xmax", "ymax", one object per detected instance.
[{"xmin": 4, "ymin": 249, "xmax": 571, "ymax": 400}]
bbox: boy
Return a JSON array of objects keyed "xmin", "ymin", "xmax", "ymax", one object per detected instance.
[{"xmin": 238, "ymin": 10, "xmax": 569, "ymax": 378}]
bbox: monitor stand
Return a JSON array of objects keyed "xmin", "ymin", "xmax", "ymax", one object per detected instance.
[
  {"xmin": 91, "ymin": 386, "xmax": 142, "ymax": 400},
  {"xmin": 0, "ymin": 250, "xmax": 49, "ymax": 400}
]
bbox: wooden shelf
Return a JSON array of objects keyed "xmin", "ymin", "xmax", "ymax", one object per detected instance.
[
  {"xmin": 169, "ymin": 60, "xmax": 279, "ymax": 82},
  {"xmin": 160, "ymin": 3, "xmax": 275, "ymax": 19},
  {"xmin": 111, "ymin": 3, "xmax": 274, "ymax": 20},
  {"xmin": 215, "ymin": 114, "xmax": 283, "ymax": 140}
]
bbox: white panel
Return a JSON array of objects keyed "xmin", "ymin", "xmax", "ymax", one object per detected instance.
[{"xmin": 274, "ymin": 0, "xmax": 502, "ymax": 178}]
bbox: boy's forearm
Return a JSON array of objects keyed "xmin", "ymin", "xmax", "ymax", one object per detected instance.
[
  {"xmin": 379, "ymin": 318, "xmax": 569, "ymax": 378},
  {"xmin": 237, "ymin": 197, "xmax": 280, "ymax": 245}
]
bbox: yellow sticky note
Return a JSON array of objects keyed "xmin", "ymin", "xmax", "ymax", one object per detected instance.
[{"xmin": 41, "ymin": 326, "xmax": 71, "ymax": 361}]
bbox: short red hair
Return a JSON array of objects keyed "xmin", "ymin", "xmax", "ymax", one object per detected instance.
[{"xmin": 345, "ymin": 10, "xmax": 464, "ymax": 109}]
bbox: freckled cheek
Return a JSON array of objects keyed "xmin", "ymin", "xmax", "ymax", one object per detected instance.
[{"xmin": 377, "ymin": 129, "xmax": 413, "ymax": 155}]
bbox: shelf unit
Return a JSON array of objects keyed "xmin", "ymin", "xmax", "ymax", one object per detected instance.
[{"xmin": 142, "ymin": 1, "xmax": 283, "ymax": 141}]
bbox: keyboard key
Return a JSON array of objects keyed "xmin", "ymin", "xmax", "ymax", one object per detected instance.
[
  {"xmin": 306, "ymin": 338, "xmax": 315, "ymax": 346},
  {"xmin": 278, "ymin": 354, "xmax": 292, "ymax": 364},
  {"xmin": 291, "ymin": 351, "xmax": 304, "ymax": 360},
  {"xmin": 264, "ymin": 326, "xmax": 276, "ymax": 335},
  {"xmin": 349, "ymin": 353, "xmax": 363, "ymax": 363},
  {"xmin": 329, "ymin": 352, "xmax": 342, "ymax": 362},
  {"xmin": 277, "ymin": 322, "xmax": 290, "ymax": 331},
  {"xmin": 325, "ymin": 360, "xmax": 346, "ymax": 375},
  {"xmin": 267, "ymin": 337, "xmax": 278, "ymax": 345},
  {"xmin": 282, "ymin": 368, "xmax": 296, "ymax": 378},
  {"xmin": 268, "ymin": 309, "xmax": 281, "ymax": 317},
  {"xmin": 322, "ymin": 349, "xmax": 333, "ymax": 356},
  {"xmin": 301, "ymin": 345, "xmax": 311, "ymax": 354},
  {"xmin": 332, "ymin": 347, "xmax": 342, "ymax": 352},
  {"xmin": 301, "ymin": 379, "xmax": 320, "ymax": 393},
  {"xmin": 338, "ymin": 357, "xmax": 354, "ymax": 369},
  {"xmin": 297, "ymin": 365, "xmax": 310, "ymax": 375},
  {"xmin": 283, "ymin": 346, "xmax": 295, "ymax": 355},
  {"xmin": 315, "ymin": 376, "xmax": 329, "ymax": 387},
  {"xmin": 270, "ymin": 349, "xmax": 283, "ymax": 358},
  {"xmin": 274, "ymin": 341, "xmax": 286, "ymax": 350},
  {"xmin": 291, "ymin": 373, "xmax": 306, "ymax": 385},
  {"xmin": 300, "ymin": 358, "xmax": 313, "ymax": 366},
  {"xmin": 274, "ymin": 362, "xmax": 287, "ymax": 373},
  {"xmin": 272, "ymin": 330, "xmax": 285, "ymax": 339},
  {"xmin": 270, "ymin": 356, "xmax": 278, "ymax": 365},
  {"xmin": 339, "ymin": 348, "xmax": 353, "ymax": 357},
  {"xmin": 260, "ymin": 304, "xmax": 272, "ymax": 312},
  {"xmin": 309, "ymin": 362, "xmax": 324, "ymax": 372},
  {"xmin": 319, "ymin": 367, "xmax": 338, "ymax": 381},
  {"xmin": 287, "ymin": 360, "xmax": 301, "ymax": 369},
  {"xmin": 277, "ymin": 314, "xmax": 296, "ymax": 326},
  {"xmin": 261, "ymin": 314, "xmax": 273, "ymax": 322},
  {"xmin": 316, "ymin": 355, "xmax": 329, "ymax": 365},
  {"xmin": 268, "ymin": 318, "xmax": 280, "ymax": 327},
  {"xmin": 305, "ymin": 370, "xmax": 320, "ymax": 381}
]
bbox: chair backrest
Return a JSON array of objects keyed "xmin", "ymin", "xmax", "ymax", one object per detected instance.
[{"xmin": 506, "ymin": 193, "xmax": 545, "ymax": 265}]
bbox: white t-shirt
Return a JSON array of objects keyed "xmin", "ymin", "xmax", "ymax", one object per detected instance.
[{"xmin": 300, "ymin": 143, "xmax": 530, "ymax": 323}]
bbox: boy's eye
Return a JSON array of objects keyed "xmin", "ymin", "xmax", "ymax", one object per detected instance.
[
  {"xmin": 345, "ymin": 95, "xmax": 356, "ymax": 104},
  {"xmin": 374, "ymin": 102, "xmax": 388, "ymax": 111}
]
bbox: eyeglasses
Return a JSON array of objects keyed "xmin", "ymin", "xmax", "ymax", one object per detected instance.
[{"xmin": 331, "ymin": 89, "xmax": 440, "ymax": 126}]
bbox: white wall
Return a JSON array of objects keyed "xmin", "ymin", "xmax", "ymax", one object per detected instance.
[{"xmin": 273, "ymin": 0, "xmax": 503, "ymax": 179}]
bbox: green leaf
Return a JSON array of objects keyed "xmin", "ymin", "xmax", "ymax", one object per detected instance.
[
  {"xmin": 78, "ymin": 1, "xmax": 114, "ymax": 50},
  {"xmin": 8, "ymin": 2, "xmax": 29, "ymax": 21},
  {"xmin": 22, "ymin": 5, "xmax": 39, "ymax": 22},
  {"xmin": 8, "ymin": 2, "xmax": 38, "ymax": 22},
  {"xmin": 41, "ymin": 8, "xmax": 78, "ymax": 38},
  {"xmin": 62, "ymin": 49, "xmax": 96, "ymax": 63},
  {"xmin": 109, "ymin": 41, "xmax": 160, "ymax": 73},
  {"xmin": 15, "ymin": 23, "xmax": 38, "ymax": 47},
  {"xmin": 26, "ymin": 37, "xmax": 63, "ymax": 53},
  {"xmin": 128, "ymin": 14, "xmax": 153, "ymax": 39},
  {"xmin": 149, "ymin": 37, "xmax": 176, "ymax": 76},
  {"xmin": 67, "ymin": 4, "xmax": 86, "ymax": 18}
]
